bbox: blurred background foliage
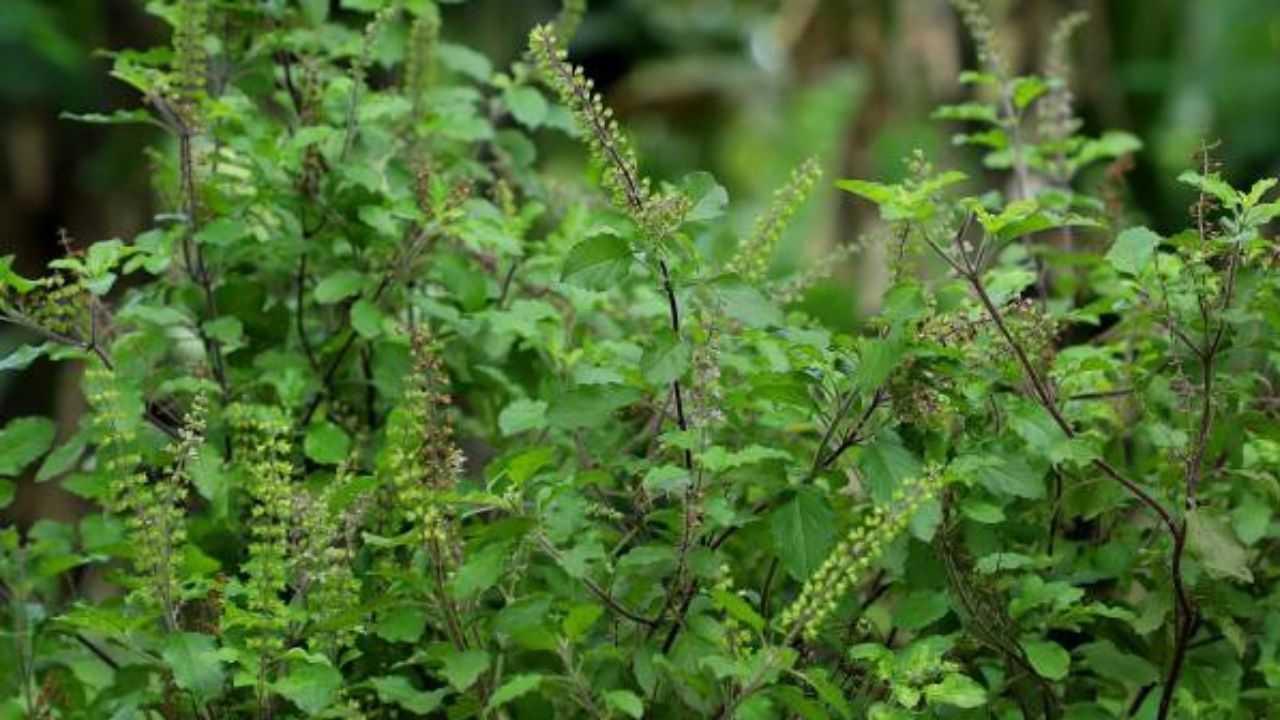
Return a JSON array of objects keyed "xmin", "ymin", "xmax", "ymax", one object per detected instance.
[{"xmin": 3, "ymin": 0, "xmax": 1280, "ymax": 519}]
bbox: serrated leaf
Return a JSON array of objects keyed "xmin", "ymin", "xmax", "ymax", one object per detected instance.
[
  {"xmin": 561, "ymin": 232, "xmax": 632, "ymax": 289},
  {"xmin": 1188, "ymin": 509, "xmax": 1253, "ymax": 583},
  {"xmin": 441, "ymin": 649, "xmax": 490, "ymax": 691},
  {"xmin": 641, "ymin": 331, "xmax": 690, "ymax": 386},
  {"xmin": 451, "ymin": 543, "xmax": 507, "ymax": 599},
  {"xmin": 498, "ymin": 399, "xmax": 548, "ymax": 436},
  {"xmin": 682, "ymin": 171, "xmax": 729, "ymax": 223},
  {"xmin": 770, "ymin": 488, "xmax": 836, "ymax": 581},
  {"xmin": 1105, "ymin": 227, "xmax": 1161, "ymax": 276},
  {"xmin": 857, "ymin": 437, "xmax": 923, "ymax": 502},
  {"xmin": 162, "ymin": 633, "xmax": 226, "ymax": 703},
  {"xmin": 275, "ymin": 663, "xmax": 342, "ymax": 716}
]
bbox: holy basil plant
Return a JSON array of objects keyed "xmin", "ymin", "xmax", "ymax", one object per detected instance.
[{"xmin": 1, "ymin": 1, "xmax": 1278, "ymax": 718}]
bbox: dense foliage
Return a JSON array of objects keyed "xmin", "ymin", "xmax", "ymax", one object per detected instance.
[{"xmin": 3, "ymin": 1, "xmax": 1279, "ymax": 718}]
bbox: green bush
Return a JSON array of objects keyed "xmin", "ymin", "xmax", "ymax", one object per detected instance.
[{"xmin": 2, "ymin": 1, "xmax": 1278, "ymax": 718}]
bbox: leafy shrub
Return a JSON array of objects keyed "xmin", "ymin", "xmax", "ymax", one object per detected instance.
[{"xmin": 2, "ymin": 1, "xmax": 1278, "ymax": 718}]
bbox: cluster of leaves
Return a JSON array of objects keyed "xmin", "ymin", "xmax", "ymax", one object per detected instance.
[{"xmin": 1, "ymin": 1, "xmax": 1279, "ymax": 718}]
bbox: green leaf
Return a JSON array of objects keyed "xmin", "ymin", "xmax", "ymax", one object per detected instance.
[
  {"xmin": 304, "ymin": 421, "xmax": 351, "ymax": 466},
  {"xmin": 452, "ymin": 543, "xmax": 507, "ymax": 599},
  {"xmin": 604, "ymin": 690, "xmax": 644, "ymax": 719},
  {"xmin": 275, "ymin": 662, "xmax": 343, "ymax": 716},
  {"xmin": 956, "ymin": 452, "xmax": 1045, "ymax": 500},
  {"xmin": 1078, "ymin": 640, "xmax": 1158, "ymax": 686},
  {"xmin": 314, "ymin": 270, "xmax": 365, "ymax": 304},
  {"xmin": 1105, "ymin": 227, "xmax": 1161, "ymax": 276},
  {"xmin": 162, "ymin": 633, "xmax": 226, "ymax": 703},
  {"xmin": 1012, "ymin": 76, "xmax": 1048, "ymax": 109},
  {"xmin": 1232, "ymin": 499, "xmax": 1270, "ymax": 546},
  {"xmin": 857, "ymin": 437, "xmax": 923, "ymax": 502},
  {"xmin": 856, "ymin": 339, "xmax": 899, "ymax": 392},
  {"xmin": 895, "ymin": 590, "xmax": 950, "ymax": 630},
  {"xmin": 561, "ymin": 232, "xmax": 632, "ymax": 289},
  {"xmin": 505, "ymin": 86, "xmax": 548, "ymax": 128},
  {"xmin": 0, "ymin": 343, "xmax": 52, "ymax": 373},
  {"xmin": 369, "ymin": 676, "xmax": 449, "ymax": 714},
  {"xmin": 682, "ymin": 171, "xmax": 729, "ymax": 223},
  {"xmin": 924, "ymin": 674, "xmax": 988, "ymax": 708},
  {"xmin": 1177, "ymin": 171, "xmax": 1239, "ymax": 207},
  {"xmin": 547, "ymin": 384, "xmax": 641, "ymax": 430},
  {"xmin": 486, "ymin": 673, "xmax": 543, "ymax": 712},
  {"xmin": 834, "ymin": 179, "xmax": 895, "ymax": 205},
  {"xmin": 0, "ymin": 256, "xmax": 37, "ymax": 293},
  {"xmin": 441, "ymin": 649, "xmax": 490, "ymax": 691},
  {"xmin": 641, "ymin": 331, "xmax": 691, "ymax": 386},
  {"xmin": 36, "ymin": 432, "xmax": 87, "ymax": 483},
  {"xmin": 711, "ymin": 588, "xmax": 765, "ymax": 633},
  {"xmin": 1021, "ymin": 639, "xmax": 1071, "ymax": 681},
  {"xmin": 769, "ymin": 488, "xmax": 836, "ymax": 581},
  {"xmin": 0, "ymin": 480, "xmax": 13, "ymax": 510},
  {"xmin": 195, "ymin": 218, "xmax": 247, "ymax": 248},
  {"xmin": 642, "ymin": 464, "xmax": 690, "ymax": 494},
  {"xmin": 350, "ymin": 298, "xmax": 384, "ymax": 339},
  {"xmin": 563, "ymin": 603, "xmax": 604, "ymax": 640},
  {"xmin": 0, "ymin": 417, "xmax": 57, "ymax": 477},
  {"xmin": 714, "ymin": 278, "xmax": 783, "ymax": 329},
  {"xmin": 300, "ymin": 0, "xmax": 329, "ymax": 23},
  {"xmin": 1188, "ymin": 509, "xmax": 1253, "ymax": 583},
  {"xmin": 203, "ymin": 316, "xmax": 245, "ymax": 352},
  {"xmin": 374, "ymin": 606, "xmax": 427, "ymax": 643},
  {"xmin": 439, "ymin": 42, "xmax": 492, "ymax": 81},
  {"xmin": 498, "ymin": 399, "xmax": 548, "ymax": 437}
]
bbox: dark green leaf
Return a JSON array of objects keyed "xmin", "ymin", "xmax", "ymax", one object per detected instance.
[{"xmin": 770, "ymin": 488, "xmax": 836, "ymax": 581}]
